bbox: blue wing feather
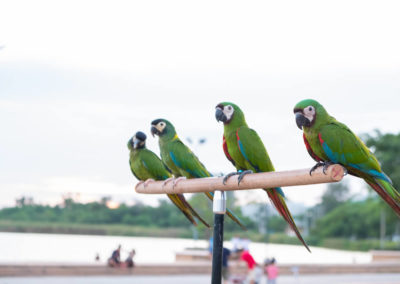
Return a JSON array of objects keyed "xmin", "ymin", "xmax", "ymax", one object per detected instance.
[{"xmin": 321, "ymin": 137, "xmax": 391, "ymax": 183}]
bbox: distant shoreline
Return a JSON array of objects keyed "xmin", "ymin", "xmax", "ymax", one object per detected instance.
[{"xmin": 0, "ymin": 220, "xmax": 192, "ymax": 238}]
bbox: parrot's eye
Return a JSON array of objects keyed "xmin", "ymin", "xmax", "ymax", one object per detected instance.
[
  {"xmin": 305, "ymin": 106, "xmax": 315, "ymax": 114},
  {"xmin": 225, "ymin": 105, "xmax": 234, "ymax": 113},
  {"xmin": 160, "ymin": 122, "xmax": 165, "ymax": 127}
]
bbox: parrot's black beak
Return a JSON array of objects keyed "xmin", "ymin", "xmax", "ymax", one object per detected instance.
[
  {"xmin": 128, "ymin": 137, "xmax": 134, "ymax": 149},
  {"xmin": 295, "ymin": 112, "xmax": 311, "ymax": 130},
  {"xmin": 215, "ymin": 108, "xmax": 227, "ymax": 123},
  {"xmin": 151, "ymin": 126, "xmax": 160, "ymax": 137}
]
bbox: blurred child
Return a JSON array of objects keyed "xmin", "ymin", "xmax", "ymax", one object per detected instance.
[{"xmin": 265, "ymin": 258, "xmax": 278, "ymax": 284}]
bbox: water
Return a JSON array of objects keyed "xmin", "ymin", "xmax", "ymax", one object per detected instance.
[
  {"xmin": 0, "ymin": 232, "xmax": 371, "ymax": 265},
  {"xmin": 0, "ymin": 232, "xmax": 207, "ymax": 265}
]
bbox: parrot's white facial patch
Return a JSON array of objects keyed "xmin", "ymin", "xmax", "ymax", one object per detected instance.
[
  {"xmin": 223, "ymin": 105, "xmax": 234, "ymax": 121},
  {"xmin": 132, "ymin": 136, "xmax": 141, "ymax": 148},
  {"xmin": 303, "ymin": 105, "xmax": 316, "ymax": 122},
  {"xmin": 155, "ymin": 121, "xmax": 166, "ymax": 132}
]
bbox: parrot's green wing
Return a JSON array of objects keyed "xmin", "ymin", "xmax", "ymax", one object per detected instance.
[
  {"xmin": 129, "ymin": 158, "xmax": 142, "ymax": 181},
  {"xmin": 140, "ymin": 150, "xmax": 172, "ymax": 180},
  {"xmin": 236, "ymin": 127, "xmax": 275, "ymax": 173},
  {"xmin": 319, "ymin": 122, "xmax": 400, "ymax": 215},
  {"xmin": 319, "ymin": 122, "xmax": 389, "ymax": 182},
  {"xmin": 169, "ymin": 140, "xmax": 211, "ymax": 178}
]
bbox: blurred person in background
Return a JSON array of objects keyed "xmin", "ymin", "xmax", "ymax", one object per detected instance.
[
  {"xmin": 125, "ymin": 249, "xmax": 136, "ymax": 268},
  {"xmin": 237, "ymin": 247, "xmax": 257, "ymax": 284},
  {"xmin": 265, "ymin": 258, "xmax": 279, "ymax": 284},
  {"xmin": 107, "ymin": 245, "xmax": 121, "ymax": 267}
]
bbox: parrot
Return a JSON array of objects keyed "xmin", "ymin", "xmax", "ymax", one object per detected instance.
[
  {"xmin": 215, "ymin": 102, "xmax": 311, "ymax": 252},
  {"xmin": 294, "ymin": 99, "xmax": 400, "ymax": 216},
  {"xmin": 150, "ymin": 119, "xmax": 247, "ymax": 230},
  {"xmin": 128, "ymin": 131, "xmax": 210, "ymax": 227}
]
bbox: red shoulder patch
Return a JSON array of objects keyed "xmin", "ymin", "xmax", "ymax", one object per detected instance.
[
  {"xmin": 303, "ymin": 133, "xmax": 323, "ymax": 162},
  {"xmin": 223, "ymin": 135, "xmax": 234, "ymax": 164},
  {"xmin": 318, "ymin": 133, "xmax": 324, "ymax": 145}
]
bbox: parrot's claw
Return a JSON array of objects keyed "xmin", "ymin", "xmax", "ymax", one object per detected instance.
[
  {"xmin": 309, "ymin": 161, "xmax": 325, "ymax": 176},
  {"xmin": 172, "ymin": 176, "xmax": 187, "ymax": 188},
  {"xmin": 222, "ymin": 172, "xmax": 239, "ymax": 185},
  {"xmin": 342, "ymin": 167, "xmax": 348, "ymax": 176},
  {"xmin": 322, "ymin": 161, "xmax": 334, "ymax": 175},
  {"xmin": 143, "ymin": 178, "xmax": 155, "ymax": 187},
  {"xmin": 237, "ymin": 170, "xmax": 253, "ymax": 185},
  {"xmin": 162, "ymin": 177, "xmax": 175, "ymax": 187}
]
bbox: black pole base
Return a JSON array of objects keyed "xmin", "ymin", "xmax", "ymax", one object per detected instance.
[{"xmin": 211, "ymin": 213, "xmax": 224, "ymax": 284}]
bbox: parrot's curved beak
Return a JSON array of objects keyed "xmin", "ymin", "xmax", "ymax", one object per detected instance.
[
  {"xmin": 295, "ymin": 112, "xmax": 311, "ymax": 130},
  {"xmin": 151, "ymin": 125, "xmax": 160, "ymax": 137},
  {"xmin": 215, "ymin": 108, "xmax": 227, "ymax": 123},
  {"xmin": 127, "ymin": 137, "xmax": 134, "ymax": 149}
]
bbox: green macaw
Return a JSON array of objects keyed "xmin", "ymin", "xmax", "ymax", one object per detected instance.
[
  {"xmin": 128, "ymin": 131, "xmax": 210, "ymax": 227},
  {"xmin": 215, "ymin": 102, "xmax": 310, "ymax": 252},
  {"xmin": 150, "ymin": 119, "xmax": 247, "ymax": 230},
  {"xmin": 294, "ymin": 99, "xmax": 400, "ymax": 216}
]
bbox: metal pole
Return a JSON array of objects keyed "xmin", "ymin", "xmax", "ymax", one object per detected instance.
[{"xmin": 211, "ymin": 191, "xmax": 226, "ymax": 284}]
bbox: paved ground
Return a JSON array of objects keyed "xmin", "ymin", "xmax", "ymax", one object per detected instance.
[{"xmin": 1, "ymin": 274, "xmax": 400, "ymax": 284}]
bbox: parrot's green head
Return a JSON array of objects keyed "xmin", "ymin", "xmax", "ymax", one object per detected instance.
[
  {"xmin": 151, "ymin": 118, "xmax": 177, "ymax": 140},
  {"xmin": 127, "ymin": 131, "xmax": 147, "ymax": 150},
  {"xmin": 293, "ymin": 99, "xmax": 329, "ymax": 130},
  {"xmin": 215, "ymin": 102, "xmax": 246, "ymax": 127}
]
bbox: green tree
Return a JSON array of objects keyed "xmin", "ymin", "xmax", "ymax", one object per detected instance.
[
  {"xmin": 320, "ymin": 181, "xmax": 350, "ymax": 215},
  {"xmin": 365, "ymin": 131, "xmax": 400, "ymax": 243},
  {"xmin": 365, "ymin": 130, "xmax": 400, "ymax": 189}
]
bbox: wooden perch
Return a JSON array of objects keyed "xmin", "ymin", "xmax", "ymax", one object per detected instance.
[{"xmin": 135, "ymin": 164, "xmax": 345, "ymax": 194}]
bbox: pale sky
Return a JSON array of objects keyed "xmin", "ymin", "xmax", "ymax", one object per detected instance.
[{"xmin": 1, "ymin": 0, "xmax": 400, "ymax": 208}]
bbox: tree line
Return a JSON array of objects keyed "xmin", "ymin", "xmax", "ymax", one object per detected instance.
[{"xmin": 0, "ymin": 131, "xmax": 399, "ymax": 250}]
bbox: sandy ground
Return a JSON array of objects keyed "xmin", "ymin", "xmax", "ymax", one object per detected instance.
[{"xmin": 1, "ymin": 274, "xmax": 400, "ymax": 284}]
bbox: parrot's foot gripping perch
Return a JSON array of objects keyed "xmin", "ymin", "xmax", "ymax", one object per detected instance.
[
  {"xmin": 222, "ymin": 172, "xmax": 239, "ymax": 185},
  {"xmin": 238, "ymin": 170, "xmax": 253, "ymax": 185},
  {"xmin": 311, "ymin": 161, "xmax": 336, "ymax": 175},
  {"xmin": 309, "ymin": 161, "xmax": 347, "ymax": 176},
  {"xmin": 309, "ymin": 161, "xmax": 325, "ymax": 176},
  {"xmin": 136, "ymin": 179, "xmax": 156, "ymax": 188},
  {"xmin": 172, "ymin": 177, "xmax": 187, "ymax": 188},
  {"xmin": 162, "ymin": 177, "xmax": 187, "ymax": 188},
  {"xmin": 222, "ymin": 170, "xmax": 253, "ymax": 185},
  {"xmin": 162, "ymin": 177, "xmax": 175, "ymax": 187},
  {"xmin": 143, "ymin": 178, "xmax": 155, "ymax": 187}
]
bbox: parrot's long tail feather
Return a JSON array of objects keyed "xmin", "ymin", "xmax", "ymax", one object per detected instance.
[
  {"xmin": 176, "ymin": 194, "xmax": 211, "ymax": 228},
  {"xmin": 167, "ymin": 194, "xmax": 198, "ymax": 226},
  {"xmin": 204, "ymin": 192, "xmax": 247, "ymax": 231},
  {"xmin": 265, "ymin": 188, "xmax": 311, "ymax": 252},
  {"xmin": 226, "ymin": 209, "xmax": 247, "ymax": 231},
  {"xmin": 365, "ymin": 178, "xmax": 400, "ymax": 217}
]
